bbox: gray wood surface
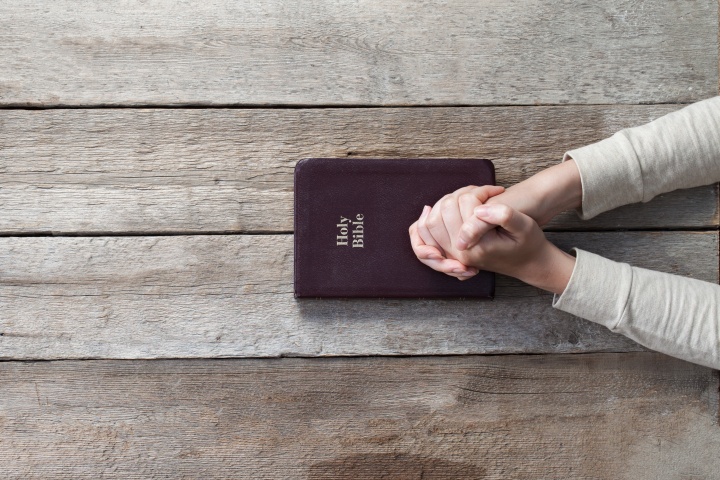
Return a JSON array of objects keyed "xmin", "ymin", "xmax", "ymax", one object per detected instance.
[
  {"xmin": 0, "ymin": 1, "xmax": 716, "ymax": 107},
  {"xmin": 2, "ymin": 353, "xmax": 718, "ymax": 479},
  {"xmin": 1, "ymin": 231, "xmax": 715, "ymax": 359},
  {"xmin": 1, "ymin": 0, "xmax": 718, "ymax": 475},
  {"xmin": 0, "ymin": 106, "xmax": 716, "ymax": 234}
]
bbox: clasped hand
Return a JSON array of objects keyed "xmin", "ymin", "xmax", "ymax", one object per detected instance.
[{"xmin": 408, "ymin": 161, "xmax": 582, "ymax": 295}]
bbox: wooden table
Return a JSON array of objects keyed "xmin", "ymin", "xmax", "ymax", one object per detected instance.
[{"xmin": 1, "ymin": 1, "xmax": 719, "ymax": 477}]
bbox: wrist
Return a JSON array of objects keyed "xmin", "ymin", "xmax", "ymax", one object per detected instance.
[
  {"xmin": 485, "ymin": 182, "xmax": 546, "ymax": 224},
  {"xmin": 517, "ymin": 242, "xmax": 576, "ymax": 295},
  {"xmin": 497, "ymin": 159, "xmax": 582, "ymax": 226},
  {"xmin": 534, "ymin": 159, "xmax": 582, "ymax": 223}
]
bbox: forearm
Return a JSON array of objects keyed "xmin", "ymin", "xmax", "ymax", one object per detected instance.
[
  {"xmin": 554, "ymin": 249, "xmax": 720, "ymax": 370},
  {"xmin": 487, "ymin": 160, "xmax": 582, "ymax": 226},
  {"xmin": 567, "ymin": 96, "xmax": 720, "ymax": 219},
  {"xmin": 463, "ymin": 98, "xmax": 719, "ymax": 253}
]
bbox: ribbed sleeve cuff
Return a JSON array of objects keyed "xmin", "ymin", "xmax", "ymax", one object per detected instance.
[
  {"xmin": 563, "ymin": 130, "xmax": 645, "ymax": 220},
  {"xmin": 552, "ymin": 248, "xmax": 633, "ymax": 331}
]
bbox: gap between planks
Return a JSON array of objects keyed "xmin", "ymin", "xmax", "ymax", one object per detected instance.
[
  {"xmin": 1, "ymin": 106, "xmax": 717, "ymax": 234},
  {"xmin": 0, "ymin": 231, "xmax": 715, "ymax": 359},
  {"xmin": 1, "ymin": 352, "xmax": 718, "ymax": 479},
  {"xmin": 0, "ymin": 101, "xmax": 702, "ymax": 110},
  {"xmin": 1, "ymin": 0, "xmax": 716, "ymax": 106},
  {"xmin": 0, "ymin": 225, "xmax": 718, "ymax": 237}
]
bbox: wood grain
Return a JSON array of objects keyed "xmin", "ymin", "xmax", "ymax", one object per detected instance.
[
  {"xmin": 0, "ymin": 231, "xmax": 715, "ymax": 359},
  {"xmin": 0, "ymin": 106, "xmax": 716, "ymax": 234},
  {"xmin": 1, "ymin": 354, "xmax": 718, "ymax": 479},
  {"xmin": 0, "ymin": 0, "xmax": 716, "ymax": 107}
]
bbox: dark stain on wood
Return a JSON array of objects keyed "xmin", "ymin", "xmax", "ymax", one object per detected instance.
[{"xmin": 308, "ymin": 453, "xmax": 486, "ymax": 479}]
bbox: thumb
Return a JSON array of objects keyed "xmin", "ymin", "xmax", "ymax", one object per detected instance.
[{"xmin": 473, "ymin": 204, "xmax": 531, "ymax": 236}]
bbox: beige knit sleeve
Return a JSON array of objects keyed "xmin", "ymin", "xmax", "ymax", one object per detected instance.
[
  {"xmin": 565, "ymin": 96, "xmax": 720, "ymax": 219},
  {"xmin": 553, "ymin": 249, "xmax": 720, "ymax": 369},
  {"xmin": 552, "ymin": 97, "xmax": 720, "ymax": 368}
]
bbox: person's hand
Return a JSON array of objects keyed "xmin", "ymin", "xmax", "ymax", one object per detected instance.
[
  {"xmin": 436, "ymin": 202, "xmax": 576, "ymax": 294},
  {"xmin": 409, "ymin": 159, "xmax": 583, "ymax": 280},
  {"xmin": 408, "ymin": 185, "xmax": 505, "ymax": 280},
  {"xmin": 456, "ymin": 159, "xmax": 582, "ymax": 251}
]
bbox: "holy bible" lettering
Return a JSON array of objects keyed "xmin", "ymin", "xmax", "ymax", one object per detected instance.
[{"xmin": 336, "ymin": 213, "xmax": 364, "ymax": 248}]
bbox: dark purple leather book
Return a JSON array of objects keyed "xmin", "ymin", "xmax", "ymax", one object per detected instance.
[{"xmin": 294, "ymin": 158, "xmax": 495, "ymax": 298}]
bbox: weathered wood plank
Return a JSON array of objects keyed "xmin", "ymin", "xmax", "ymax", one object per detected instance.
[
  {"xmin": 0, "ymin": 0, "xmax": 716, "ymax": 106},
  {"xmin": 0, "ymin": 106, "xmax": 716, "ymax": 234},
  {"xmin": 1, "ymin": 354, "xmax": 718, "ymax": 479},
  {"xmin": 0, "ymin": 231, "xmax": 715, "ymax": 359}
]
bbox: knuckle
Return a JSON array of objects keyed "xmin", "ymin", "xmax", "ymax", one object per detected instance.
[
  {"xmin": 460, "ymin": 222, "xmax": 478, "ymax": 237},
  {"xmin": 459, "ymin": 192, "xmax": 474, "ymax": 205},
  {"xmin": 472, "ymin": 185, "xmax": 494, "ymax": 200},
  {"xmin": 423, "ymin": 212, "xmax": 435, "ymax": 229},
  {"xmin": 440, "ymin": 200, "xmax": 456, "ymax": 215},
  {"xmin": 496, "ymin": 205, "xmax": 513, "ymax": 223},
  {"xmin": 458, "ymin": 185, "xmax": 476, "ymax": 195},
  {"xmin": 426, "ymin": 218, "xmax": 441, "ymax": 233},
  {"xmin": 457, "ymin": 252, "xmax": 473, "ymax": 265}
]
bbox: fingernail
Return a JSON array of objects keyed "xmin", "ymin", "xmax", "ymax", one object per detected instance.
[
  {"xmin": 456, "ymin": 238, "xmax": 468, "ymax": 251},
  {"xmin": 460, "ymin": 270, "xmax": 476, "ymax": 277},
  {"xmin": 452, "ymin": 268, "xmax": 466, "ymax": 274},
  {"xmin": 420, "ymin": 205, "xmax": 430, "ymax": 219},
  {"xmin": 429, "ymin": 253, "xmax": 443, "ymax": 260},
  {"xmin": 474, "ymin": 205, "xmax": 490, "ymax": 217}
]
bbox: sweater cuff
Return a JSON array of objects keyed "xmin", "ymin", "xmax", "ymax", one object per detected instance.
[
  {"xmin": 552, "ymin": 248, "xmax": 633, "ymax": 331},
  {"xmin": 563, "ymin": 130, "xmax": 645, "ymax": 220}
]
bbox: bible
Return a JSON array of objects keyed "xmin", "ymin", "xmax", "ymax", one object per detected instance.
[{"xmin": 294, "ymin": 158, "xmax": 496, "ymax": 298}]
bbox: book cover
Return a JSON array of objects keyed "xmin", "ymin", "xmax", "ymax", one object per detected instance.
[{"xmin": 294, "ymin": 158, "xmax": 496, "ymax": 298}]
